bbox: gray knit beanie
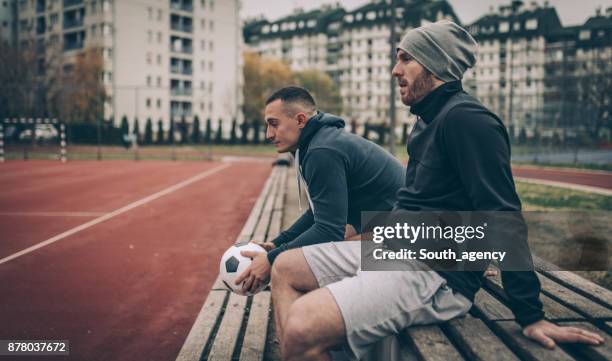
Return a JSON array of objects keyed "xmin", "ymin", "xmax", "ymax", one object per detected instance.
[{"xmin": 397, "ymin": 20, "xmax": 478, "ymax": 82}]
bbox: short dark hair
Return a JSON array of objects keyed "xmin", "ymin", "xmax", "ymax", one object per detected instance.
[{"xmin": 265, "ymin": 86, "xmax": 316, "ymax": 115}]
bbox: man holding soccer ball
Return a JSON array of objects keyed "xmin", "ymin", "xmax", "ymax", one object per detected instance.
[{"xmin": 233, "ymin": 85, "xmax": 406, "ymax": 315}]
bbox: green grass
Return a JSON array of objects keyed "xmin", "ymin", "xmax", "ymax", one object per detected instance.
[
  {"xmin": 512, "ymin": 161, "xmax": 612, "ymax": 172},
  {"xmin": 516, "ymin": 181, "xmax": 611, "ymax": 290},
  {"xmin": 516, "ymin": 181, "xmax": 612, "ymax": 211}
]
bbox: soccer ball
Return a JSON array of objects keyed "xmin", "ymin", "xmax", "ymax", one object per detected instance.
[{"xmin": 219, "ymin": 242, "xmax": 268, "ymax": 296}]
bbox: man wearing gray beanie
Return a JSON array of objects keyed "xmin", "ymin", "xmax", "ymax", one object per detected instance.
[
  {"xmin": 270, "ymin": 21, "xmax": 603, "ymax": 361},
  {"xmin": 392, "ymin": 19, "xmax": 603, "ymax": 353}
]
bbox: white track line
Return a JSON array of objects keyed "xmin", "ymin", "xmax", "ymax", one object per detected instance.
[
  {"xmin": 0, "ymin": 163, "xmax": 231, "ymax": 266},
  {"xmin": 0, "ymin": 211, "xmax": 107, "ymax": 217},
  {"xmin": 515, "ymin": 177, "xmax": 612, "ymax": 196}
]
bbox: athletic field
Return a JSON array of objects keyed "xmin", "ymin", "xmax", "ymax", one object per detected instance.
[{"xmin": 0, "ymin": 159, "xmax": 271, "ymax": 360}]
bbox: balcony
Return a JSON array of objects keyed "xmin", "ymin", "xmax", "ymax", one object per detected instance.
[
  {"xmin": 170, "ymin": 21, "xmax": 193, "ymax": 33},
  {"xmin": 63, "ymin": 8, "xmax": 85, "ymax": 30},
  {"xmin": 36, "ymin": 17, "xmax": 46, "ymax": 35},
  {"xmin": 63, "ymin": 18, "xmax": 84, "ymax": 29},
  {"xmin": 171, "ymin": 88, "xmax": 193, "ymax": 96},
  {"xmin": 63, "ymin": 31, "xmax": 85, "ymax": 51},
  {"xmin": 170, "ymin": 0, "xmax": 193, "ymax": 13},
  {"xmin": 63, "ymin": 0, "xmax": 83, "ymax": 7},
  {"xmin": 36, "ymin": 0, "xmax": 46, "ymax": 13},
  {"xmin": 170, "ymin": 65, "xmax": 193, "ymax": 75}
]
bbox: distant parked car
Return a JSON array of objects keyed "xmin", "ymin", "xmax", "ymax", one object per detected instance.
[{"xmin": 19, "ymin": 124, "xmax": 59, "ymax": 142}]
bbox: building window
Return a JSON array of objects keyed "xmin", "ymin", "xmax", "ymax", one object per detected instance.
[
  {"xmin": 525, "ymin": 19, "xmax": 537, "ymax": 30},
  {"xmin": 147, "ymin": 30, "xmax": 152, "ymax": 42},
  {"xmin": 157, "ymin": 99, "xmax": 161, "ymax": 109},
  {"xmin": 157, "ymin": 76, "xmax": 162, "ymax": 86},
  {"xmin": 157, "ymin": 9, "xmax": 162, "ymax": 21},
  {"xmin": 146, "ymin": 98, "xmax": 151, "ymax": 108},
  {"xmin": 499, "ymin": 22, "xmax": 509, "ymax": 33},
  {"xmin": 147, "ymin": 7, "xmax": 152, "ymax": 20},
  {"xmin": 209, "ymin": 20, "xmax": 214, "ymax": 31},
  {"xmin": 146, "ymin": 75, "xmax": 151, "ymax": 86},
  {"xmin": 201, "ymin": 19, "xmax": 205, "ymax": 29},
  {"xmin": 157, "ymin": 54, "xmax": 162, "ymax": 65},
  {"xmin": 579, "ymin": 30, "xmax": 590, "ymax": 40},
  {"xmin": 146, "ymin": 52, "xmax": 152, "ymax": 64},
  {"xmin": 157, "ymin": 31, "xmax": 162, "ymax": 43}
]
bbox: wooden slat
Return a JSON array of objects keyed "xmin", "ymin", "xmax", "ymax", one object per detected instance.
[
  {"xmin": 252, "ymin": 172, "xmax": 281, "ymax": 241},
  {"xmin": 558, "ymin": 321, "xmax": 612, "ymax": 361},
  {"xmin": 266, "ymin": 210, "xmax": 283, "ymax": 242},
  {"xmin": 175, "ymin": 291, "xmax": 227, "ymax": 361},
  {"xmin": 239, "ymin": 167, "xmax": 278, "ymax": 239},
  {"xmin": 536, "ymin": 274, "xmax": 612, "ymax": 319},
  {"xmin": 444, "ymin": 316, "xmax": 521, "ymax": 361},
  {"xmin": 211, "ymin": 275, "xmax": 231, "ymax": 291},
  {"xmin": 494, "ymin": 321, "xmax": 576, "ymax": 361},
  {"xmin": 403, "ymin": 325, "xmax": 465, "ymax": 361},
  {"xmin": 533, "ymin": 255, "xmax": 612, "ymax": 309},
  {"xmin": 473, "ymin": 289, "xmax": 515, "ymax": 321},
  {"xmin": 540, "ymin": 294, "xmax": 583, "ymax": 321},
  {"xmin": 484, "ymin": 268, "xmax": 601, "ymax": 320},
  {"xmin": 273, "ymin": 166, "xmax": 288, "ymax": 211},
  {"xmin": 239, "ymin": 292, "xmax": 272, "ymax": 361},
  {"xmin": 208, "ymin": 293, "xmax": 248, "ymax": 361}
]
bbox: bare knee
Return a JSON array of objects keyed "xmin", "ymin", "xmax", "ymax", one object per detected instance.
[
  {"xmin": 271, "ymin": 251, "xmax": 294, "ymax": 285},
  {"xmin": 271, "ymin": 249, "xmax": 317, "ymax": 291},
  {"xmin": 281, "ymin": 309, "xmax": 320, "ymax": 360}
]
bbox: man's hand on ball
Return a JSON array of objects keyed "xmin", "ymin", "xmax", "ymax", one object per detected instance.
[
  {"xmin": 523, "ymin": 319, "xmax": 604, "ymax": 349},
  {"xmin": 251, "ymin": 240, "xmax": 276, "ymax": 251},
  {"xmin": 234, "ymin": 250, "xmax": 270, "ymax": 293}
]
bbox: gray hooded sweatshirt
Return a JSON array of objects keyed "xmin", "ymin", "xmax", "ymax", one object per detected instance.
[{"xmin": 267, "ymin": 112, "xmax": 405, "ymax": 263}]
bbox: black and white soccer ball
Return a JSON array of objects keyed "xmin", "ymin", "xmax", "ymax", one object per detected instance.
[{"xmin": 219, "ymin": 242, "xmax": 267, "ymax": 296}]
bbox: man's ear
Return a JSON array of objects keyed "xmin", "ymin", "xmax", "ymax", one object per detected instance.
[{"xmin": 296, "ymin": 112, "xmax": 309, "ymax": 129}]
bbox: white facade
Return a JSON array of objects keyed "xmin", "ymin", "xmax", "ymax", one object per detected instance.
[{"xmin": 13, "ymin": 0, "xmax": 242, "ymax": 133}]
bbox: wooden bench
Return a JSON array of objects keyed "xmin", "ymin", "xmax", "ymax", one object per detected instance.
[
  {"xmin": 177, "ymin": 160, "xmax": 612, "ymax": 361},
  {"xmin": 176, "ymin": 159, "xmax": 289, "ymax": 361}
]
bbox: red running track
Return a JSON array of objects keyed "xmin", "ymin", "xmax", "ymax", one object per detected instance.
[
  {"xmin": 0, "ymin": 160, "xmax": 271, "ymax": 361},
  {"xmin": 512, "ymin": 166, "xmax": 612, "ymax": 190}
]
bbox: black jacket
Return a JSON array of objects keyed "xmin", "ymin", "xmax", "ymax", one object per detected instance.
[
  {"xmin": 267, "ymin": 112, "xmax": 405, "ymax": 263},
  {"xmin": 396, "ymin": 81, "xmax": 545, "ymax": 327}
]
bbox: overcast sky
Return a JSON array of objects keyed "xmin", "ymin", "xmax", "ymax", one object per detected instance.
[{"xmin": 241, "ymin": 0, "xmax": 611, "ymax": 27}]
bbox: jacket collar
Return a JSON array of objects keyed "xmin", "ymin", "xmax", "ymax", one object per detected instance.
[{"xmin": 410, "ymin": 81, "xmax": 462, "ymax": 124}]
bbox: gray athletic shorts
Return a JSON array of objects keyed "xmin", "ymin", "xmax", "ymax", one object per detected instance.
[{"xmin": 302, "ymin": 241, "xmax": 472, "ymax": 361}]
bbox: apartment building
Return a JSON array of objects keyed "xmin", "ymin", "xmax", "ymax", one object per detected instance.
[
  {"xmin": 11, "ymin": 0, "xmax": 242, "ymax": 132},
  {"xmin": 244, "ymin": 0, "xmax": 458, "ymax": 127},
  {"xmin": 465, "ymin": 1, "xmax": 611, "ymax": 141}
]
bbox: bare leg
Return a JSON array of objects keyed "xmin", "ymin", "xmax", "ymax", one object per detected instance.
[
  {"xmin": 271, "ymin": 249, "xmax": 319, "ymax": 343},
  {"xmin": 282, "ymin": 287, "xmax": 346, "ymax": 361}
]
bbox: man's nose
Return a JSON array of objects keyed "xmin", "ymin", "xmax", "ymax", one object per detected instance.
[
  {"xmin": 391, "ymin": 62, "xmax": 401, "ymax": 77},
  {"xmin": 266, "ymin": 126, "xmax": 274, "ymax": 140}
]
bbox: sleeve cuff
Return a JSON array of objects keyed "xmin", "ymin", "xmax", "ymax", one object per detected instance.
[
  {"xmin": 267, "ymin": 245, "xmax": 285, "ymax": 265},
  {"xmin": 516, "ymin": 311, "xmax": 545, "ymax": 328}
]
